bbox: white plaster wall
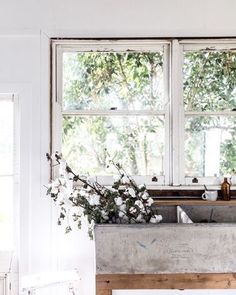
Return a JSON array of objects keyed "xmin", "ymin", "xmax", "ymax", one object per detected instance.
[
  {"xmin": 0, "ymin": 1, "xmax": 236, "ymax": 295},
  {"xmin": 0, "ymin": 32, "xmax": 52, "ymax": 284},
  {"xmin": 0, "ymin": 0, "xmax": 236, "ymax": 37}
]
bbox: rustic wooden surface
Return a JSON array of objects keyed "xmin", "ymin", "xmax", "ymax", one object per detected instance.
[
  {"xmin": 96, "ymin": 273, "xmax": 236, "ymax": 294},
  {"xmin": 154, "ymin": 199, "xmax": 236, "ymax": 206},
  {"xmin": 149, "ymin": 189, "xmax": 236, "ymax": 198},
  {"xmin": 96, "ymin": 288, "xmax": 112, "ymax": 295}
]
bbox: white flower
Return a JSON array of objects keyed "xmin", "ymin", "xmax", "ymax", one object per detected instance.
[
  {"xmin": 57, "ymin": 192, "xmax": 65, "ymax": 203},
  {"xmin": 147, "ymin": 197, "xmax": 154, "ymax": 206},
  {"xmin": 89, "ymin": 194, "xmax": 100, "ymax": 206},
  {"xmin": 79, "ymin": 189, "xmax": 88, "ymax": 197},
  {"xmin": 115, "ymin": 197, "xmax": 123, "ymax": 206},
  {"xmin": 51, "ymin": 186, "xmax": 59, "ymax": 194},
  {"xmin": 113, "ymin": 175, "xmax": 120, "ymax": 182},
  {"xmin": 141, "ymin": 192, "xmax": 149, "ymax": 200},
  {"xmin": 135, "ymin": 200, "xmax": 144, "ymax": 210},
  {"xmin": 52, "ymin": 178, "xmax": 60, "ymax": 188},
  {"xmin": 150, "ymin": 214, "xmax": 162, "ymax": 224},
  {"xmin": 101, "ymin": 210, "xmax": 109, "ymax": 220},
  {"xmin": 59, "ymin": 159, "xmax": 67, "ymax": 176},
  {"xmin": 72, "ymin": 191, "xmax": 78, "ymax": 198},
  {"xmin": 138, "ymin": 184, "xmax": 146, "ymax": 190},
  {"xmin": 119, "ymin": 204, "xmax": 126, "ymax": 212},
  {"xmin": 129, "ymin": 206, "xmax": 137, "ymax": 214},
  {"xmin": 59, "ymin": 177, "xmax": 66, "ymax": 186},
  {"xmin": 121, "ymin": 176, "xmax": 129, "ymax": 184},
  {"xmin": 119, "ymin": 211, "xmax": 125, "ymax": 218},
  {"xmin": 128, "ymin": 188, "xmax": 136, "ymax": 198},
  {"xmin": 136, "ymin": 214, "xmax": 144, "ymax": 222}
]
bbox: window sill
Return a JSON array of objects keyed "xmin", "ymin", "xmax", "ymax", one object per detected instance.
[
  {"xmin": 154, "ymin": 199, "xmax": 236, "ymax": 206},
  {"xmin": 147, "ymin": 185, "xmax": 236, "ymax": 190},
  {"xmin": 147, "ymin": 186, "xmax": 236, "ymax": 198}
]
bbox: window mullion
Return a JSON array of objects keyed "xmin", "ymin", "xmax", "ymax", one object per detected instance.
[
  {"xmin": 163, "ymin": 44, "xmax": 170, "ymax": 185},
  {"xmin": 185, "ymin": 111, "xmax": 236, "ymax": 116},
  {"xmin": 62, "ymin": 110, "xmax": 165, "ymax": 116},
  {"xmin": 172, "ymin": 40, "xmax": 185, "ymax": 185}
]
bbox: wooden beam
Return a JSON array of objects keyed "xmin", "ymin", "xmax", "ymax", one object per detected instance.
[{"xmin": 96, "ymin": 273, "xmax": 236, "ymax": 294}]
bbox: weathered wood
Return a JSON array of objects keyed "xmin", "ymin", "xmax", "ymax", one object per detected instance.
[
  {"xmin": 154, "ymin": 199, "xmax": 236, "ymax": 206},
  {"xmin": 149, "ymin": 190, "xmax": 236, "ymax": 198},
  {"xmin": 96, "ymin": 288, "xmax": 112, "ymax": 295},
  {"xmin": 96, "ymin": 273, "xmax": 236, "ymax": 292}
]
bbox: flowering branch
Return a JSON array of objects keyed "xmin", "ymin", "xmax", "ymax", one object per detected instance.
[{"xmin": 46, "ymin": 152, "xmax": 162, "ymax": 238}]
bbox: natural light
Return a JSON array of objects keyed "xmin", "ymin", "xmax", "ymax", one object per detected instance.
[{"xmin": 0, "ymin": 95, "xmax": 14, "ymax": 250}]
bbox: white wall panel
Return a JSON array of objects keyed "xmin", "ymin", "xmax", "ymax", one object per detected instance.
[{"xmin": 0, "ymin": 0, "xmax": 236, "ymax": 37}]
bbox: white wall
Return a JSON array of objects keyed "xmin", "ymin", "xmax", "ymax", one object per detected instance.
[
  {"xmin": 1, "ymin": 0, "xmax": 236, "ymax": 37},
  {"xmin": 0, "ymin": 33, "xmax": 52, "ymax": 284},
  {"xmin": 0, "ymin": 1, "xmax": 236, "ymax": 295}
]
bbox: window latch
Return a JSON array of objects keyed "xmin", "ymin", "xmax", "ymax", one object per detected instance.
[
  {"xmin": 192, "ymin": 177, "xmax": 198, "ymax": 184},
  {"xmin": 152, "ymin": 176, "xmax": 158, "ymax": 182}
]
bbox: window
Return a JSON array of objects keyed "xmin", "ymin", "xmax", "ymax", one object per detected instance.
[
  {"xmin": 0, "ymin": 93, "xmax": 16, "ymax": 249},
  {"xmin": 52, "ymin": 39, "xmax": 236, "ymax": 187},
  {"xmin": 180, "ymin": 41, "xmax": 236, "ymax": 185}
]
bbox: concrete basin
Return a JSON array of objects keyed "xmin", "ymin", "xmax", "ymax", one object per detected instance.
[{"xmin": 95, "ymin": 223, "xmax": 236, "ymax": 274}]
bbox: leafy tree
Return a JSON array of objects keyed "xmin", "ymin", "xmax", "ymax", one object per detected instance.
[
  {"xmin": 62, "ymin": 52, "xmax": 164, "ymax": 175},
  {"xmin": 62, "ymin": 49, "xmax": 236, "ymax": 178},
  {"xmin": 184, "ymin": 51, "xmax": 236, "ymax": 176}
]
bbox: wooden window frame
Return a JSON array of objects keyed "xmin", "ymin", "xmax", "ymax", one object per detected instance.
[
  {"xmin": 51, "ymin": 38, "xmax": 236, "ymax": 190},
  {"xmin": 51, "ymin": 39, "xmax": 171, "ymax": 186}
]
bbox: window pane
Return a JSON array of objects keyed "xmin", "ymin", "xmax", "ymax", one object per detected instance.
[
  {"xmin": 62, "ymin": 116, "xmax": 165, "ymax": 175},
  {"xmin": 183, "ymin": 51, "xmax": 236, "ymax": 111},
  {"xmin": 0, "ymin": 176, "xmax": 13, "ymax": 250},
  {"xmin": 0, "ymin": 100, "xmax": 13, "ymax": 175},
  {"xmin": 185, "ymin": 116, "xmax": 236, "ymax": 177},
  {"xmin": 63, "ymin": 51, "xmax": 165, "ymax": 111}
]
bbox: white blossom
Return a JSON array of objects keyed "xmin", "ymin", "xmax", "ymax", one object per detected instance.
[
  {"xmin": 59, "ymin": 159, "xmax": 67, "ymax": 176},
  {"xmin": 141, "ymin": 192, "xmax": 149, "ymax": 200},
  {"xmin": 65, "ymin": 178, "xmax": 73, "ymax": 195},
  {"xmin": 52, "ymin": 178, "xmax": 60, "ymax": 188},
  {"xmin": 121, "ymin": 176, "xmax": 129, "ymax": 184},
  {"xmin": 113, "ymin": 175, "xmax": 121, "ymax": 182},
  {"xmin": 51, "ymin": 186, "xmax": 59, "ymax": 194},
  {"xmin": 118, "ymin": 211, "xmax": 125, "ymax": 218},
  {"xmin": 101, "ymin": 210, "xmax": 109, "ymax": 220},
  {"xmin": 138, "ymin": 184, "xmax": 146, "ymax": 190},
  {"xmin": 57, "ymin": 192, "xmax": 65, "ymax": 203},
  {"xmin": 72, "ymin": 191, "xmax": 78, "ymax": 198},
  {"xmin": 128, "ymin": 188, "xmax": 136, "ymax": 198},
  {"xmin": 135, "ymin": 200, "xmax": 144, "ymax": 210},
  {"xmin": 136, "ymin": 214, "xmax": 144, "ymax": 222},
  {"xmin": 129, "ymin": 206, "xmax": 137, "ymax": 214},
  {"xmin": 150, "ymin": 214, "xmax": 162, "ymax": 224},
  {"xmin": 119, "ymin": 204, "xmax": 126, "ymax": 212},
  {"xmin": 59, "ymin": 177, "xmax": 66, "ymax": 186},
  {"xmin": 89, "ymin": 194, "xmax": 100, "ymax": 206},
  {"xmin": 115, "ymin": 197, "xmax": 123, "ymax": 206},
  {"xmin": 147, "ymin": 197, "xmax": 154, "ymax": 206},
  {"xmin": 78, "ymin": 189, "xmax": 88, "ymax": 197}
]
